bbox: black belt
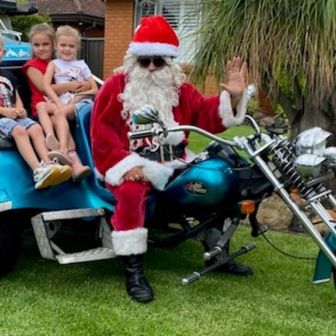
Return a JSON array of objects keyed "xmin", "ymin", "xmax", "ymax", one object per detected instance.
[{"xmin": 136, "ymin": 144, "xmax": 185, "ymax": 162}]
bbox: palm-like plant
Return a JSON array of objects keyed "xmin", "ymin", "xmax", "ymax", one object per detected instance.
[{"xmin": 190, "ymin": 0, "xmax": 336, "ymax": 138}]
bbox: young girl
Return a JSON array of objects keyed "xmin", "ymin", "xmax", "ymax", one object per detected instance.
[
  {"xmin": 42, "ymin": 25, "xmax": 97, "ymax": 180},
  {"xmin": 23, "ymin": 23, "xmax": 92, "ymax": 181}
]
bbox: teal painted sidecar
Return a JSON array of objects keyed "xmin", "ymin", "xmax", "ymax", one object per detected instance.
[{"xmin": 0, "ymin": 104, "xmax": 116, "ymax": 275}]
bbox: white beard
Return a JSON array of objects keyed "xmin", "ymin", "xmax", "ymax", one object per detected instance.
[{"xmin": 120, "ymin": 55, "xmax": 186, "ymax": 150}]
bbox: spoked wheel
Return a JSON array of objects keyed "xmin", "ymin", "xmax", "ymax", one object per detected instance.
[{"xmin": 0, "ymin": 219, "xmax": 23, "ymax": 277}]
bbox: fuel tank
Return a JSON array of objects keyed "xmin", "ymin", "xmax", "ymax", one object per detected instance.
[{"xmin": 163, "ymin": 157, "xmax": 238, "ymax": 210}]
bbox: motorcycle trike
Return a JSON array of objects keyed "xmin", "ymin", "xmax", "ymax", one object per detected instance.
[{"xmin": 1, "ymin": 89, "xmax": 336, "ymax": 288}]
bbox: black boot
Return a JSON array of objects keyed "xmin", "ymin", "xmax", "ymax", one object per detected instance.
[
  {"xmin": 122, "ymin": 254, "xmax": 154, "ymax": 303},
  {"xmin": 202, "ymin": 229, "xmax": 253, "ymax": 276},
  {"xmin": 216, "ymin": 258, "xmax": 253, "ymax": 276},
  {"xmin": 217, "ymin": 239, "xmax": 253, "ymax": 276}
]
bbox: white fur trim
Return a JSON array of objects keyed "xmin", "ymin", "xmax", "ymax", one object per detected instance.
[
  {"xmin": 112, "ymin": 228, "xmax": 148, "ymax": 255},
  {"xmin": 219, "ymin": 89, "xmax": 252, "ymax": 128},
  {"xmin": 235, "ymin": 85, "xmax": 255, "ymax": 122},
  {"xmin": 104, "ymin": 152, "xmax": 174, "ymax": 190},
  {"xmin": 184, "ymin": 148, "xmax": 196, "ymax": 162},
  {"xmin": 105, "ymin": 153, "xmax": 144, "ymax": 186},
  {"xmin": 128, "ymin": 42, "xmax": 178, "ymax": 57},
  {"xmin": 164, "ymin": 148, "xmax": 195, "ymax": 170},
  {"xmin": 142, "ymin": 159, "xmax": 174, "ymax": 190},
  {"xmin": 163, "ymin": 120, "xmax": 185, "ymax": 145},
  {"xmin": 218, "ymin": 91, "xmax": 236, "ymax": 128}
]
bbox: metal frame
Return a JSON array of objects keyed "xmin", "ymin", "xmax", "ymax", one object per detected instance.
[{"xmin": 31, "ymin": 208, "xmax": 116, "ymax": 264}]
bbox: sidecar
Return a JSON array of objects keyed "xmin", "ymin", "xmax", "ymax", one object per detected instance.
[
  {"xmin": 0, "ymin": 26, "xmax": 120, "ymax": 276},
  {"xmin": 0, "ymin": 101, "xmax": 117, "ymax": 275}
]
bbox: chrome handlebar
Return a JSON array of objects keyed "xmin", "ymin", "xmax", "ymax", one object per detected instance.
[{"xmin": 128, "ymin": 115, "xmax": 263, "ymax": 149}]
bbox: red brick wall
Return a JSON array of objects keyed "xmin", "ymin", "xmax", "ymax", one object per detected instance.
[
  {"xmin": 104, "ymin": 0, "xmax": 134, "ymax": 78},
  {"xmin": 182, "ymin": 66, "xmax": 219, "ymax": 97}
]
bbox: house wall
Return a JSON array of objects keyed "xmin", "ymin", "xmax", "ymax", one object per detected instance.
[
  {"xmin": 103, "ymin": 0, "xmax": 219, "ymax": 96},
  {"xmin": 182, "ymin": 65, "xmax": 219, "ymax": 96},
  {"xmin": 104, "ymin": 0, "xmax": 134, "ymax": 78}
]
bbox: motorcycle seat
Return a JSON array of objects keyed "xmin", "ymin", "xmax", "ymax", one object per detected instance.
[{"xmin": 75, "ymin": 104, "xmax": 115, "ymax": 204}]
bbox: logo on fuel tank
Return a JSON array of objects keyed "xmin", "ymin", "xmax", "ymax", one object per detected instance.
[{"xmin": 185, "ymin": 181, "xmax": 207, "ymax": 194}]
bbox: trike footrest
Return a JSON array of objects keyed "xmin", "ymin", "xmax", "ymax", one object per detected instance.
[
  {"xmin": 56, "ymin": 247, "xmax": 115, "ymax": 264},
  {"xmin": 31, "ymin": 208, "xmax": 115, "ymax": 263}
]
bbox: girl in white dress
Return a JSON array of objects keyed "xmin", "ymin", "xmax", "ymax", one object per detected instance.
[{"xmin": 42, "ymin": 25, "xmax": 98, "ymax": 181}]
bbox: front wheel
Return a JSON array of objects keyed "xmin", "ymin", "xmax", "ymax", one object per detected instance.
[{"xmin": 0, "ymin": 220, "xmax": 23, "ymax": 276}]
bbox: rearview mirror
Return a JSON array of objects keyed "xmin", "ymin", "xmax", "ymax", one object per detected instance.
[{"xmin": 132, "ymin": 105, "xmax": 161, "ymax": 125}]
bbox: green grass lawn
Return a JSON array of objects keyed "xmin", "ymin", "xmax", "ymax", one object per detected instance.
[
  {"xmin": 188, "ymin": 125, "xmax": 254, "ymax": 153},
  {"xmin": 0, "ymin": 227, "xmax": 335, "ymax": 336}
]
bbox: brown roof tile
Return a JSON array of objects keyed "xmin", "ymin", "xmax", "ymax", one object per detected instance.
[{"xmin": 31, "ymin": 0, "xmax": 105, "ymax": 18}]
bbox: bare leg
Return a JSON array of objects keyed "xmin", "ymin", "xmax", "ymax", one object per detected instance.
[
  {"xmin": 36, "ymin": 102, "xmax": 55, "ymax": 136},
  {"xmin": 68, "ymin": 150, "xmax": 91, "ymax": 181},
  {"xmin": 50, "ymin": 103, "xmax": 90, "ymax": 180},
  {"xmin": 37, "ymin": 102, "xmax": 61, "ymax": 150},
  {"xmin": 53, "ymin": 105, "xmax": 75, "ymax": 153},
  {"xmin": 67, "ymin": 132, "xmax": 76, "ymax": 152},
  {"xmin": 50, "ymin": 114, "xmax": 75, "ymax": 151},
  {"xmin": 55, "ymin": 103, "xmax": 75, "ymax": 153},
  {"xmin": 27, "ymin": 123, "xmax": 52, "ymax": 164},
  {"xmin": 11, "ymin": 125, "xmax": 40, "ymax": 170},
  {"xmin": 65, "ymin": 102, "xmax": 76, "ymax": 120}
]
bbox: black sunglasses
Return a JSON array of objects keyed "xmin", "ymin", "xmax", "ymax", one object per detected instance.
[{"xmin": 137, "ymin": 56, "xmax": 166, "ymax": 68}]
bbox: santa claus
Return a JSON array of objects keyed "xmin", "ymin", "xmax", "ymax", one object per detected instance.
[{"xmin": 91, "ymin": 15, "xmax": 251, "ymax": 303}]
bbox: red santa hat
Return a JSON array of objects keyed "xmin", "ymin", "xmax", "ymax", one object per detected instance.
[{"xmin": 127, "ymin": 15, "xmax": 179, "ymax": 57}]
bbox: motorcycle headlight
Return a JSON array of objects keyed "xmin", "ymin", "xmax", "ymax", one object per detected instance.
[
  {"xmin": 295, "ymin": 154, "xmax": 326, "ymax": 178},
  {"xmin": 323, "ymin": 147, "xmax": 336, "ymax": 167},
  {"xmin": 295, "ymin": 127, "xmax": 331, "ymax": 156}
]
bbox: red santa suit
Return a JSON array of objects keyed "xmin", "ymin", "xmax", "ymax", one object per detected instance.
[
  {"xmin": 90, "ymin": 13, "xmax": 254, "ymax": 258},
  {"xmin": 90, "ymin": 70, "xmax": 248, "ymax": 256},
  {"xmin": 91, "ymin": 14, "xmax": 254, "ymax": 304}
]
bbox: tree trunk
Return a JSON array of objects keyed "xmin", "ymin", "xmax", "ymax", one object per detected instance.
[
  {"xmin": 289, "ymin": 92, "xmax": 336, "ymax": 144},
  {"xmin": 258, "ymin": 90, "xmax": 275, "ymax": 116}
]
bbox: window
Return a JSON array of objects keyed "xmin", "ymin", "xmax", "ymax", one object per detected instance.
[{"xmin": 135, "ymin": 0, "xmax": 201, "ymax": 64}]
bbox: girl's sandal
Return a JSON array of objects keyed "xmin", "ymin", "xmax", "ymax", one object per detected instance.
[
  {"xmin": 46, "ymin": 134, "xmax": 61, "ymax": 151},
  {"xmin": 72, "ymin": 165, "xmax": 91, "ymax": 182},
  {"xmin": 48, "ymin": 150, "xmax": 72, "ymax": 166}
]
